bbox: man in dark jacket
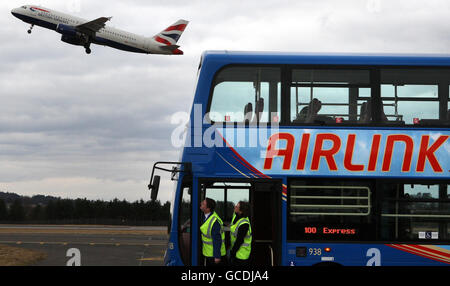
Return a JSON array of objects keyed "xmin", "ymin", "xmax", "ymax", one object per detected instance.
[{"xmin": 200, "ymin": 198, "xmax": 226, "ymax": 266}]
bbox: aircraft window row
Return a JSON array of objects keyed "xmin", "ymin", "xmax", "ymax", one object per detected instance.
[
  {"xmin": 54, "ymin": 15, "xmax": 73, "ymax": 24},
  {"xmin": 103, "ymin": 29, "xmax": 136, "ymax": 41}
]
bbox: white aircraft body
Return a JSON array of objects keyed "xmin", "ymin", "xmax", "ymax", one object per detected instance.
[{"xmin": 11, "ymin": 5, "xmax": 188, "ymax": 55}]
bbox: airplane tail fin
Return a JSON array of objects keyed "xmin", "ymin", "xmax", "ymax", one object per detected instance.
[{"xmin": 152, "ymin": 19, "xmax": 188, "ymax": 54}]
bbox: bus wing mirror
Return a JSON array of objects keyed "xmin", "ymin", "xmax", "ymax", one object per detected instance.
[{"xmin": 149, "ymin": 175, "xmax": 161, "ymax": 201}]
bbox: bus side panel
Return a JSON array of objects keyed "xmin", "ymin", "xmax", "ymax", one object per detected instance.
[
  {"xmin": 285, "ymin": 243, "xmax": 450, "ymax": 266},
  {"xmin": 164, "ymin": 177, "xmax": 185, "ymax": 266},
  {"xmin": 191, "ymin": 176, "xmax": 200, "ymax": 265},
  {"xmin": 164, "ymin": 231, "xmax": 183, "ymax": 266},
  {"xmin": 281, "ymin": 178, "xmax": 288, "ymax": 265}
]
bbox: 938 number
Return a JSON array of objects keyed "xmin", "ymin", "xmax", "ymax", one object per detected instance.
[{"xmin": 309, "ymin": 248, "xmax": 322, "ymax": 256}]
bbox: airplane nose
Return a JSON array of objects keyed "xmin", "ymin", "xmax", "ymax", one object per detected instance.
[{"xmin": 11, "ymin": 8, "xmax": 18, "ymax": 17}]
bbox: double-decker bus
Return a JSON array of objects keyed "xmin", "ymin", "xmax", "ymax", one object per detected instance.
[{"xmin": 149, "ymin": 51, "xmax": 450, "ymax": 266}]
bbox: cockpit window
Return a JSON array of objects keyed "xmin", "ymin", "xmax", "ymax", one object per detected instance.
[{"xmin": 21, "ymin": 6, "xmax": 27, "ymax": 9}]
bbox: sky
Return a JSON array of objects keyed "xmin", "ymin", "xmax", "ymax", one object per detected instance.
[{"xmin": 1, "ymin": 0, "xmax": 450, "ymax": 203}]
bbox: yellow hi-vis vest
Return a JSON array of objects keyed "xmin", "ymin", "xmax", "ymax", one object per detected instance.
[
  {"xmin": 200, "ymin": 212, "xmax": 226, "ymax": 257},
  {"xmin": 230, "ymin": 213, "xmax": 252, "ymax": 260}
]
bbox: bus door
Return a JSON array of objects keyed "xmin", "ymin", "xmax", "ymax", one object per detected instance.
[
  {"xmin": 251, "ymin": 181, "xmax": 282, "ymax": 266},
  {"xmin": 199, "ymin": 180, "xmax": 251, "ymax": 264},
  {"xmin": 178, "ymin": 179, "xmax": 192, "ymax": 265},
  {"xmin": 198, "ymin": 180, "xmax": 281, "ymax": 265}
]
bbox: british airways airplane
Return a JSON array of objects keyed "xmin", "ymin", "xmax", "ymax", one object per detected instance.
[{"xmin": 11, "ymin": 5, "xmax": 188, "ymax": 55}]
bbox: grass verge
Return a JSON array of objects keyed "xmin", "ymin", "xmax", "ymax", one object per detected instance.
[{"xmin": 0, "ymin": 244, "xmax": 47, "ymax": 266}]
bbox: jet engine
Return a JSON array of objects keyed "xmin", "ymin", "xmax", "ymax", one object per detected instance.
[
  {"xmin": 56, "ymin": 24, "xmax": 78, "ymax": 36},
  {"xmin": 60, "ymin": 34, "xmax": 84, "ymax": 46}
]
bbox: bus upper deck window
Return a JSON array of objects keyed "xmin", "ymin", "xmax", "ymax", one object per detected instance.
[
  {"xmin": 380, "ymin": 68, "xmax": 450, "ymax": 126},
  {"xmin": 209, "ymin": 66, "xmax": 281, "ymax": 124},
  {"xmin": 290, "ymin": 69, "xmax": 370, "ymax": 125}
]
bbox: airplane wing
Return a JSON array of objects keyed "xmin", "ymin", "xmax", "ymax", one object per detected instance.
[{"xmin": 76, "ymin": 17, "xmax": 112, "ymax": 35}]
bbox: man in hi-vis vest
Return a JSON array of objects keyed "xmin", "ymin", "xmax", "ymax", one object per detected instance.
[
  {"xmin": 229, "ymin": 201, "xmax": 252, "ymax": 266},
  {"xmin": 200, "ymin": 198, "xmax": 226, "ymax": 266}
]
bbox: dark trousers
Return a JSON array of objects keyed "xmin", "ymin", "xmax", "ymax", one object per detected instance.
[
  {"xmin": 230, "ymin": 256, "xmax": 249, "ymax": 266},
  {"xmin": 204, "ymin": 255, "xmax": 227, "ymax": 266}
]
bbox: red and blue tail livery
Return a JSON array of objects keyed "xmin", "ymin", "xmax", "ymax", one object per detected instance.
[{"xmin": 153, "ymin": 19, "xmax": 189, "ymax": 55}]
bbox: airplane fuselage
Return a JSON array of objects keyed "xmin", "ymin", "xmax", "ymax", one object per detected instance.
[{"xmin": 11, "ymin": 5, "xmax": 186, "ymax": 55}]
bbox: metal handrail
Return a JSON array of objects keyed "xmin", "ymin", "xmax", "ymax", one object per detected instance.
[{"xmin": 290, "ymin": 185, "xmax": 371, "ymax": 216}]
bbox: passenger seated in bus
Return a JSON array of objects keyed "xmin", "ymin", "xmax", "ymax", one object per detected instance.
[
  {"xmin": 359, "ymin": 99, "xmax": 389, "ymax": 123},
  {"xmin": 244, "ymin": 102, "xmax": 253, "ymax": 124},
  {"xmin": 294, "ymin": 106, "xmax": 308, "ymax": 122},
  {"xmin": 297, "ymin": 98, "xmax": 335, "ymax": 124},
  {"xmin": 295, "ymin": 98, "xmax": 322, "ymax": 123},
  {"xmin": 359, "ymin": 101, "xmax": 371, "ymax": 123},
  {"xmin": 252, "ymin": 98, "xmax": 264, "ymax": 124}
]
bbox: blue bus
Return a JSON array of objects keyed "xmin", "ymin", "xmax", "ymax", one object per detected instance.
[{"xmin": 149, "ymin": 51, "xmax": 450, "ymax": 266}]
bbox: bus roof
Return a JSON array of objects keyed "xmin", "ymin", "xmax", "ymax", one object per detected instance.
[{"xmin": 201, "ymin": 50, "xmax": 450, "ymax": 67}]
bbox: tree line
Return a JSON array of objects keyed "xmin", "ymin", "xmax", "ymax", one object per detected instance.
[{"xmin": 0, "ymin": 193, "xmax": 170, "ymax": 226}]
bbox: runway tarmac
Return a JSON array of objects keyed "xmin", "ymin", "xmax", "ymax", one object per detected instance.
[{"xmin": 0, "ymin": 225, "xmax": 168, "ymax": 266}]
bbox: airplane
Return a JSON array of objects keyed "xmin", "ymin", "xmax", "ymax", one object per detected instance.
[{"xmin": 11, "ymin": 5, "xmax": 188, "ymax": 55}]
